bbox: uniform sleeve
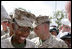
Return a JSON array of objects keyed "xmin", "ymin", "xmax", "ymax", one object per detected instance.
[
  {"xmin": 38, "ymin": 35, "xmax": 68, "ymax": 48},
  {"xmin": 61, "ymin": 41, "xmax": 68, "ymax": 48}
]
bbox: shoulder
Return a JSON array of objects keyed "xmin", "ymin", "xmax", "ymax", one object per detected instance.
[
  {"xmin": 40, "ymin": 34, "xmax": 68, "ymax": 48},
  {"xmin": 51, "ymin": 35, "xmax": 66, "ymax": 44},
  {"xmin": 1, "ymin": 37, "xmax": 12, "ymax": 48},
  {"xmin": 1, "ymin": 37, "xmax": 11, "ymax": 44},
  {"xmin": 50, "ymin": 35, "xmax": 68, "ymax": 48}
]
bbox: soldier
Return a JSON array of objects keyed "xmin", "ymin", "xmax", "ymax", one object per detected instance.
[
  {"xmin": 1, "ymin": 8, "xmax": 37, "ymax": 48},
  {"xmin": 60, "ymin": 34, "xmax": 71, "ymax": 48},
  {"xmin": 1, "ymin": 5, "xmax": 11, "ymax": 21},
  {"xmin": 1, "ymin": 5, "xmax": 11, "ymax": 36},
  {"xmin": 1, "ymin": 13, "xmax": 14, "ymax": 40},
  {"xmin": 32, "ymin": 16, "xmax": 68, "ymax": 48},
  {"xmin": 50, "ymin": 27, "xmax": 59, "ymax": 36},
  {"xmin": 14, "ymin": 8, "xmax": 37, "ymax": 40},
  {"xmin": 57, "ymin": 19, "xmax": 71, "ymax": 39},
  {"xmin": 1, "ymin": 8, "xmax": 36, "ymax": 40}
]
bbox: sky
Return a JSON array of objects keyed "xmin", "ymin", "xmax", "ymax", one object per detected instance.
[
  {"xmin": 1, "ymin": 1, "xmax": 71, "ymax": 30},
  {"xmin": 1, "ymin": 1, "xmax": 67, "ymax": 17}
]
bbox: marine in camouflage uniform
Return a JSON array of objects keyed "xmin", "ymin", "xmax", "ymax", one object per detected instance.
[
  {"xmin": 1, "ymin": 8, "xmax": 37, "ymax": 48},
  {"xmin": 1, "ymin": 5, "xmax": 11, "ymax": 36},
  {"xmin": 31, "ymin": 34, "xmax": 68, "ymax": 48},
  {"xmin": 1, "ymin": 37, "xmax": 37, "ymax": 48},
  {"xmin": 32, "ymin": 16, "xmax": 68, "ymax": 48}
]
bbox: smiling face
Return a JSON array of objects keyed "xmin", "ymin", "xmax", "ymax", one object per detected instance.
[{"xmin": 12, "ymin": 23, "xmax": 31, "ymax": 43}]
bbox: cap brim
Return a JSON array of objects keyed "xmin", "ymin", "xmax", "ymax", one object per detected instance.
[{"xmin": 15, "ymin": 18, "xmax": 33, "ymax": 28}]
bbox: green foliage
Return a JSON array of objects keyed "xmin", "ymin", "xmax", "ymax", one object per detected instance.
[
  {"xmin": 18, "ymin": 8, "xmax": 27, "ymax": 11},
  {"xmin": 50, "ymin": 10, "xmax": 67, "ymax": 28},
  {"xmin": 49, "ymin": 17, "xmax": 53, "ymax": 19}
]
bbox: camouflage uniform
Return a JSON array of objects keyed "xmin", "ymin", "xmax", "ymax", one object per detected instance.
[
  {"xmin": 31, "ymin": 33, "xmax": 68, "ymax": 48},
  {"xmin": 1, "ymin": 8, "xmax": 37, "ymax": 48},
  {"xmin": 1, "ymin": 26, "xmax": 10, "ymax": 39},
  {"xmin": 32, "ymin": 16, "xmax": 68, "ymax": 48},
  {"xmin": 1, "ymin": 37, "xmax": 37, "ymax": 48},
  {"xmin": 1, "ymin": 5, "xmax": 10, "ymax": 36},
  {"xmin": 1, "ymin": 27, "xmax": 10, "ymax": 36}
]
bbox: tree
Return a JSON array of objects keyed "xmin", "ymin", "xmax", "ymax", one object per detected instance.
[
  {"xmin": 51, "ymin": 10, "xmax": 67, "ymax": 28},
  {"xmin": 18, "ymin": 8, "xmax": 27, "ymax": 11}
]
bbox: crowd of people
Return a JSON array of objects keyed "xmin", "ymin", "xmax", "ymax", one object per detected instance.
[{"xmin": 1, "ymin": 1, "xmax": 71, "ymax": 48}]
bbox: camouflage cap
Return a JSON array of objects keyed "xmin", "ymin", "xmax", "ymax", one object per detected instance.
[
  {"xmin": 14, "ymin": 8, "xmax": 36, "ymax": 28},
  {"xmin": 14, "ymin": 8, "xmax": 36, "ymax": 22},
  {"xmin": 33, "ymin": 16, "xmax": 50, "ymax": 27}
]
